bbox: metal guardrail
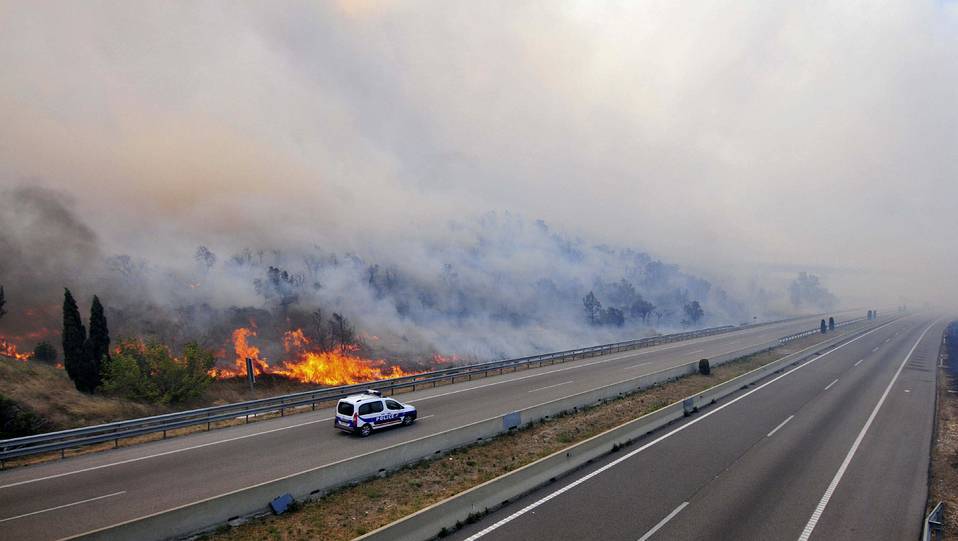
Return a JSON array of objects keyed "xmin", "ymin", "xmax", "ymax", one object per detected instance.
[
  {"xmin": 0, "ymin": 314, "xmax": 840, "ymax": 463},
  {"xmin": 779, "ymin": 317, "xmax": 867, "ymax": 344},
  {"xmin": 924, "ymin": 501, "xmax": 944, "ymax": 541}
]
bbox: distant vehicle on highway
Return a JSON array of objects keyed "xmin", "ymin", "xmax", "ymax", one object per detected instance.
[{"xmin": 334, "ymin": 389, "xmax": 417, "ymax": 437}]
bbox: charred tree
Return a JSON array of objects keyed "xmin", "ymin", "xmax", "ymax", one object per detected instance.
[
  {"xmin": 683, "ymin": 301, "xmax": 704, "ymax": 326},
  {"xmin": 311, "ymin": 308, "xmax": 333, "ymax": 352},
  {"xmin": 0, "ymin": 285, "xmax": 6, "ymax": 320},
  {"xmin": 330, "ymin": 313, "xmax": 355, "ymax": 355}
]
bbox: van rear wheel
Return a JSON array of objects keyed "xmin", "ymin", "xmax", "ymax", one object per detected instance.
[{"xmin": 359, "ymin": 424, "xmax": 372, "ymax": 437}]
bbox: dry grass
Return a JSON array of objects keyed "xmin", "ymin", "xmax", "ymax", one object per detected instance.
[
  {"xmin": 0, "ymin": 358, "xmax": 162, "ymax": 429},
  {"xmin": 929, "ymin": 348, "xmax": 958, "ymax": 539},
  {"xmin": 202, "ymin": 334, "xmax": 831, "ymax": 541},
  {"xmin": 0, "ymin": 359, "xmax": 324, "ymax": 467}
]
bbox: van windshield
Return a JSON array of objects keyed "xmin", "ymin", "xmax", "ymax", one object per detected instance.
[{"xmin": 337, "ymin": 402, "xmax": 354, "ymax": 416}]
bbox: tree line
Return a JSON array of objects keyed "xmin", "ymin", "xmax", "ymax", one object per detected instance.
[{"xmin": 583, "ymin": 289, "xmax": 704, "ymax": 327}]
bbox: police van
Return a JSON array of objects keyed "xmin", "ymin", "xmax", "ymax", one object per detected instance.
[{"xmin": 334, "ymin": 390, "xmax": 417, "ymax": 437}]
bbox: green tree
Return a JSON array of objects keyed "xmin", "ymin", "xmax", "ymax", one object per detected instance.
[
  {"xmin": 62, "ymin": 289, "xmax": 92, "ymax": 392},
  {"xmin": 84, "ymin": 295, "xmax": 110, "ymax": 389},
  {"xmin": 32, "ymin": 341, "xmax": 58, "ymax": 363}
]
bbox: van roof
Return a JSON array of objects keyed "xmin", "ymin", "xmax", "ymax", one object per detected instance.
[{"xmin": 339, "ymin": 392, "xmax": 383, "ymax": 405}]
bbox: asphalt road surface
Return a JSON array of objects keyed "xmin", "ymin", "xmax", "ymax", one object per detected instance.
[
  {"xmin": 451, "ymin": 314, "xmax": 944, "ymax": 541},
  {"xmin": 0, "ymin": 312, "xmax": 865, "ymax": 540}
]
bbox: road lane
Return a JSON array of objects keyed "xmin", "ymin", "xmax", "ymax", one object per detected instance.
[{"xmin": 451, "ymin": 315, "xmax": 940, "ymax": 541}]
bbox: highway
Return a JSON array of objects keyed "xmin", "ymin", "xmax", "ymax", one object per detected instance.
[
  {"xmin": 0, "ymin": 313, "xmax": 862, "ymax": 540},
  {"xmin": 450, "ymin": 314, "xmax": 944, "ymax": 541}
]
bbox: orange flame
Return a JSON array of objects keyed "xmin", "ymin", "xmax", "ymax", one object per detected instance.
[
  {"xmin": 432, "ymin": 353, "xmax": 461, "ymax": 364},
  {"xmin": 208, "ymin": 326, "xmax": 419, "ymax": 385},
  {"xmin": 0, "ymin": 337, "xmax": 32, "ymax": 361},
  {"xmin": 208, "ymin": 327, "xmax": 271, "ymax": 378}
]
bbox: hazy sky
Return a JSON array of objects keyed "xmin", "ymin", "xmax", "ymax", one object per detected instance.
[{"xmin": 1, "ymin": 1, "xmax": 955, "ymax": 307}]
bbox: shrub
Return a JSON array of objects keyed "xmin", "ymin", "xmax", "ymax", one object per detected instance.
[
  {"xmin": 32, "ymin": 341, "xmax": 58, "ymax": 363},
  {"xmin": 102, "ymin": 340, "xmax": 215, "ymax": 404},
  {"xmin": 0, "ymin": 393, "xmax": 51, "ymax": 438}
]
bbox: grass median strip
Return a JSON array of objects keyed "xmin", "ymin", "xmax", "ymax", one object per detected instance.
[
  {"xmin": 200, "ymin": 331, "xmax": 839, "ymax": 541},
  {"xmin": 928, "ymin": 322, "xmax": 957, "ymax": 537}
]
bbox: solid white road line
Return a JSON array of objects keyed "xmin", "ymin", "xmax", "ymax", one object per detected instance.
[
  {"xmin": 824, "ymin": 379, "xmax": 839, "ymax": 391},
  {"xmin": 528, "ymin": 381, "xmax": 574, "ymax": 393},
  {"xmin": 872, "ymin": 347, "xmax": 880, "ymax": 352},
  {"xmin": 797, "ymin": 318, "xmax": 939, "ymax": 541},
  {"xmin": 854, "ymin": 359, "xmax": 863, "ymax": 367},
  {"xmin": 636, "ymin": 502, "xmax": 689, "ymax": 541},
  {"xmin": 462, "ymin": 321, "xmax": 898, "ymax": 540},
  {"xmin": 767, "ymin": 415, "xmax": 795, "ymax": 438},
  {"xmin": 0, "ymin": 491, "xmax": 126, "ymax": 523}
]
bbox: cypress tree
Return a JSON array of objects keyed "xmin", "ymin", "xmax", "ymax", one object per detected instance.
[
  {"xmin": 0, "ymin": 285, "xmax": 6, "ymax": 320},
  {"xmin": 62, "ymin": 289, "xmax": 90, "ymax": 392},
  {"xmin": 84, "ymin": 295, "xmax": 110, "ymax": 391}
]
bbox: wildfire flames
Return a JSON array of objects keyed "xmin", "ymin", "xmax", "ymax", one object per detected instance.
[
  {"xmin": 0, "ymin": 337, "xmax": 32, "ymax": 361},
  {"xmin": 209, "ymin": 326, "xmax": 419, "ymax": 386}
]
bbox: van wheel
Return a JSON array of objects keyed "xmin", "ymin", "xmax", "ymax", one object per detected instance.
[
  {"xmin": 360, "ymin": 424, "xmax": 372, "ymax": 437},
  {"xmin": 402, "ymin": 415, "xmax": 414, "ymax": 426}
]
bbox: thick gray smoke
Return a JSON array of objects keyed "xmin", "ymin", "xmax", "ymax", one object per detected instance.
[
  {"xmin": 0, "ymin": 186, "xmax": 822, "ymax": 364},
  {"xmin": 4, "ymin": 1, "xmax": 947, "ymax": 364}
]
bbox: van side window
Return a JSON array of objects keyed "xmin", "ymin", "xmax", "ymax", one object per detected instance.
[
  {"xmin": 385, "ymin": 400, "xmax": 403, "ymax": 410},
  {"xmin": 368, "ymin": 400, "xmax": 384, "ymax": 413}
]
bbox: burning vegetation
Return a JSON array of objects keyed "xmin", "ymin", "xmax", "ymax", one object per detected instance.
[
  {"xmin": 209, "ymin": 326, "xmax": 419, "ymax": 386},
  {"xmin": 0, "ymin": 337, "xmax": 31, "ymax": 361}
]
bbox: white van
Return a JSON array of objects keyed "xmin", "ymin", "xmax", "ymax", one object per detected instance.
[{"xmin": 334, "ymin": 390, "xmax": 418, "ymax": 437}]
